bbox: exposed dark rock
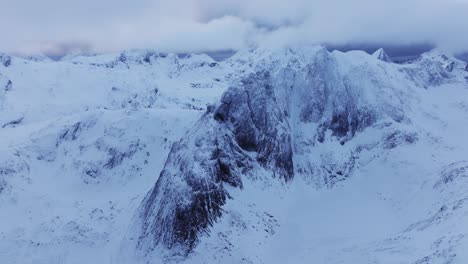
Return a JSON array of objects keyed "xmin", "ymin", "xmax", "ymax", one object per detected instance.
[
  {"xmin": 36, "ymin": 149, "xmax": 57, "ymax": 162},
  {"xmin": 103, "ymin": 140, "xmax": 141, "ymax": 169},
  {"xmin": 108, "ymin": 87, "xmax": 159, "ymax": 110},
  {"xmin": 5, "ymin": 80, "xmax": 12, "ymax": 91},
  {"xmin": 434, "ymin": 161, "xmax": 468, "ymax": 187},
  {"xmin": 405, "ymin": 198, "xmax": 468, "ymax": 233},
  {"xmin": 143, "ymin": 52, "xmax": 156, "ymax": 64},
  {"xmin": 104, "ymin": 148, "xmax": 127, "ymax": 169},
  {"xmin": 206, "ymin": 104, "xmax": 216, "ymax": 113},
  {"xmin": 0, "ymin": 54, "xmax": 11, "ymax": 67},
  {"xmin": 0, "ymin": 156, "xmax": 30, "ymax": 194},
  {"xmin": 2, "ymin": 116, "xmax": 24, "ymax": 128},
  {"xmin": 316, "ymin": 106, "xmax": 377, "ymax": 143},
  {"xmin": 190, "ymin": 83, "xmax": 202, "ymax": 89},
  {"xmin": 118, "ymin": 53, "xmax": 127, "ymax": 64},
  {"xmin": 56, "ymin": 120, "xmax": 97, "ymax": 146},
  {"xmin": 214, "ymin": 71, "xmax": 294, "ymax": 179},
  {"xmin": 57, "ymin": 122, "xmax": 83, "ymax": 145},
  {"xmin": 85, "ymin": 167, "xmax": 100, "ymax": 178},
  {"xmin": 0, "ymin": 176, "xmax": 5, "ymax": 193},
  {"xmin": 445, "ymin": 61, "xmax": 455, "ymax": 72},
  {"xmin": 383, "ymin": 130, "xmax": 418, "ymax": 149}
]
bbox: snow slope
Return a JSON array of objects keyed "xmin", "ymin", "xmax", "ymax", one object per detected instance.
[
  {"xmin": 1, "ymin": 47, "xmax": 468, "ymax": 264},
  {"xmin": 0, "ymin": 51, "xmax": 233, "ymax": 264}
]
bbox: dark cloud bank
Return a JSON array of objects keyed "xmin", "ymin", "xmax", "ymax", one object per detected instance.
[{"xmin": 2, "ymin": 0, "xmax": 468, "ymax": 59}]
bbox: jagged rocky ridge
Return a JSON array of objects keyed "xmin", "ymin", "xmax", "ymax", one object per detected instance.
[
  {"xmin": 373, "ymin": 48, "xmax": 393, "ymax": 63},
  {"xmin": 135, "ymin": 46, "xmax": 468, "ymax": 257}
]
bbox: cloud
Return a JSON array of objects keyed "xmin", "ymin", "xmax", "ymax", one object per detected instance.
[{"xmin": 1, "ymin": 0, "xmax": 468, "ymax": 55}]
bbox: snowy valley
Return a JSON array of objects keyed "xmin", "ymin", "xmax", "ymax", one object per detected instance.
[{"xmin": 1, "ymin": 46, "xmax": 468, "ymax": 264}]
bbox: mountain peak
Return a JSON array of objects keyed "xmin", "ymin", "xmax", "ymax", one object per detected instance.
[
  {"xmin": 372, "ymin": 48, "xmax": 393, "ymax": 62},
  {"xmin": 420, "ymin": 49, "xmax": 468, "ymax": 73}
]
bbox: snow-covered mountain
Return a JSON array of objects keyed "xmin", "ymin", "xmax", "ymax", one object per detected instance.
[
  {"xmin": 372, "ymin": 48, "xmax": 393, "ymax": 63},
  {"xmin": 1, "ymin": 46, "xmax": 468, "ymax": 264}
]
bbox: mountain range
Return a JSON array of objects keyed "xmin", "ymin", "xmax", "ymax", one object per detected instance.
[{"xmin": 1, "ymin": 46, "xmax": 468, "ymax": 264}]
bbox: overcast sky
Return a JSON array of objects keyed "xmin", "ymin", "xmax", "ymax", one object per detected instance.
[{"xmin": 2, "ymin": 0, "xmax": 468, "ymax": 56}]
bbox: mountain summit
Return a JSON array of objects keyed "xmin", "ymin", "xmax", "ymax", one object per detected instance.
[{"xmin": 372, "ymin": 48, "xmax": 393, "ymax": 62}]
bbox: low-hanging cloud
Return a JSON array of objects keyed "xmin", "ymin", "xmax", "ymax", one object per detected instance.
[{"xmin": 1, "ymin": 0, "xmax": 468, "ymax": 55}]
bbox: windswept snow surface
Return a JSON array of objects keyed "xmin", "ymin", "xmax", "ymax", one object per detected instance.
[{"xmin": 1, "ymin": 47, "xmax": 468, "ymax": 264}]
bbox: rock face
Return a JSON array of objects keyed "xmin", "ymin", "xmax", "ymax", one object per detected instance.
[
  {"xmin": 213, "ymin": 71, "xmax": 294, "ymax": 180},
  {"xmin": 137, "ymin": 71, "xmax": 294, "ymax": 254},
  {"xmin": 1, "ymin": 74, "xmax": 11, "ymax": 91},
  {"xmin": 0, "ymin": 74, "xmax": 12, "ymax": 110},
  {"xmin": 0, "ymin": 53, "xmax": 11, "ymax": 67},
  {"xmin": 135, "ymin": 46, "xmax": 432, "ymax": 256}
]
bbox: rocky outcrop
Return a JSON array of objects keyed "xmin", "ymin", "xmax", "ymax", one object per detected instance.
[
  {"xmin": 0, "ymin": 53, "xmax": 11, "ymax": 67},
  {"xmin": 434, "ymin": 161, "xmax": 468, "ymax": 187},
  {"xmin": 0, "ymin": 74, "xmax": 12, "ymax": 111},
  {"xmin": 136, "ymin": 71, "xmax": 294, "ymax": 254},
  {"xmin": 0, "ymin": 74, "xmax": 12, "ymax": 92},
  {"xmin": 372, "ymin": 48, "xmax": 393, "ymax": 63},
  {"xmin": 213, "ymin": 71, "xmax": 294, "ymax": 180},
  {"xmin": 1, "ymin": 116, "xmax": 24, "ymax": 128}
]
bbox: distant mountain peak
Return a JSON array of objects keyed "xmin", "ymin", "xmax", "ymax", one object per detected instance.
[
  {"xmin": 420, "ymin": 49, "xmax": 468, "ymax": 73},
  {"xmin": 372, "ymin": 48, "xmax": 393, "ymax": 62}
]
